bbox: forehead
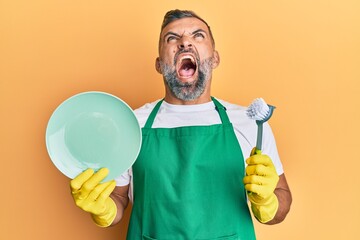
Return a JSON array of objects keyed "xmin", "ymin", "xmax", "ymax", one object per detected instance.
[{"xmin": 161, "ymin": 17, "xmax": 210, "ymax": 37}]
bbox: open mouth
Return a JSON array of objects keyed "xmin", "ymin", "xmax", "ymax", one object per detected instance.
[{"xmin": 177, "ymin": 55, "xmax": 197, "ymax": 79}]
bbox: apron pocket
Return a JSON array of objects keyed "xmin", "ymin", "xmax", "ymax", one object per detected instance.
[
  {"xmin": 142, "ymin": 234, "xmax": 239, "ymax": 240},
  {"xmin": 143, "ymin": 236, "xmax": 157, "ymax": 240},
  {"xmin": 196, "ymin": 233, "xmax": 239, "ymax": 240}
]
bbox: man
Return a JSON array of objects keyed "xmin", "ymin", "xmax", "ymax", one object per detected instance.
[{"xmin": 70, "ymin": 9, "xmax": 292, "ymax": 239}]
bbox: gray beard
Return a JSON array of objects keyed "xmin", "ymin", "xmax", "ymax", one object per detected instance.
[{"xmin": 160, "ymin": 57, "xmax": 214, "ymax": 101}]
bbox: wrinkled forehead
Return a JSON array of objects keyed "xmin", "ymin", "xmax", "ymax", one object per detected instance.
[{"xmin": 160, "ymin": 17, "xmax": 211, "ymax": 39}]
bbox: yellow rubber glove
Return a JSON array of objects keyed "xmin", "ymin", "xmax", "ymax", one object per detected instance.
[
  {"xmin": 243, "ymin": 148, "xmax": 279, "ymax": 223},
  {"xmin": 70, "ymin": 168, "xmax": 117, "ymax": 227}
]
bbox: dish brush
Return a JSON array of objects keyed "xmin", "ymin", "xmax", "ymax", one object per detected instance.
[{"xmin": 246, "ymin": 98, "xmax": 276, "ymax": 151}]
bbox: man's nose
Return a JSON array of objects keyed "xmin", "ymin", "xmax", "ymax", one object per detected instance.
[{"xmin": 178, "ymin": 37, "xmax": 193, "ymax": 50}]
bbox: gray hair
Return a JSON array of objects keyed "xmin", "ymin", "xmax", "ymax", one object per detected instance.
[{"xmin": 159, "ymin": 9, "xmax": 215, "ymax": 48}]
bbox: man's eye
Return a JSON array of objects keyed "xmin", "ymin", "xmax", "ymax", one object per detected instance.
[
  {"xmin": 194, "ymin": 33, "xmax": 205, "ymax": 39},
  {"xmin": 166, "ymin": 36, "xmax": 177, "ymax": 42}
]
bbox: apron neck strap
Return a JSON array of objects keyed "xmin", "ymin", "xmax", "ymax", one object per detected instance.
[
  {"xmin": 144, "ymin": 99, "xmax": 164, "ymax": 128},
  {"xmin": 144, "ymin": 97, "xmax": 231, "ymax": 128},
  {"xmin": 211, "ymin": 97, "xmax": 231, "ymax": 124}
]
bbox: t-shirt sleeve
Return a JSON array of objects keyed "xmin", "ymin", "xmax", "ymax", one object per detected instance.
[
  {"xmin": 224, "ymin": 100, "xmax": 284, "ymax": 176},
  {"xmin": 262, "ymin": 122, "xmax": 284, "ymax": 175},
  {"xmin": 115, "ymin": 169, "xmax": 131, "ymax": 186}
]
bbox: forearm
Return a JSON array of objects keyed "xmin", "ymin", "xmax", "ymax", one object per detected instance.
[
  {"xmin": 109, "ymin": 186, "xmax": 130, "ymax": 226},
  {"xmin": 264, "ymin": 174, "xmax": 292, "ymax": 225}
]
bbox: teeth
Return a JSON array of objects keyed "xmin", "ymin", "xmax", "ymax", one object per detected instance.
[{"xmin": 180, "ymin": 55, "xmax": 195, "ymax": 64}]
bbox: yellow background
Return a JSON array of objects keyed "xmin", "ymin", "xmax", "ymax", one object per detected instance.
[{"xmin": 1, "ymin": 0, "xmax": 359, "ymax": 239}]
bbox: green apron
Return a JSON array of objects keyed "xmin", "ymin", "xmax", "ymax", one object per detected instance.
[{"xmin": 127, "ymin": 97, "xmax": 256, "ymax": 240}]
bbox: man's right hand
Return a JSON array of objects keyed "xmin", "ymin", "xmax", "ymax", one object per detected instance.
[{"xmin": 70, "ymin": 168, "xmax": 117, "ymax": 227}]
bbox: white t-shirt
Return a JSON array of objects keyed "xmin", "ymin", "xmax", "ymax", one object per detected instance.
[{"xmin": 115, "ymin": 98, "xmax": 283, "ymax": 197}]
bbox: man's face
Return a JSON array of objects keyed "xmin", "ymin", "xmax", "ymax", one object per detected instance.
[{"xmin": 156, "ymin": 17, "xmax": 219, "ymax": 101}]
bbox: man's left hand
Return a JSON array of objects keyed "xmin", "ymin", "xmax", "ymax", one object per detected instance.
[{"xmin": 243, "ymin": 148, "xmax": 279, "ymax": 223}]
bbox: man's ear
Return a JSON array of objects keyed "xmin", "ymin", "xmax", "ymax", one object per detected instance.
[
  {"xmin": 155, "ymin": 57, "xmax": 162, "ymax": 74},
  {"xmin": 211, "ymin": 50, "xmax": 220, "ymax": 69}
]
